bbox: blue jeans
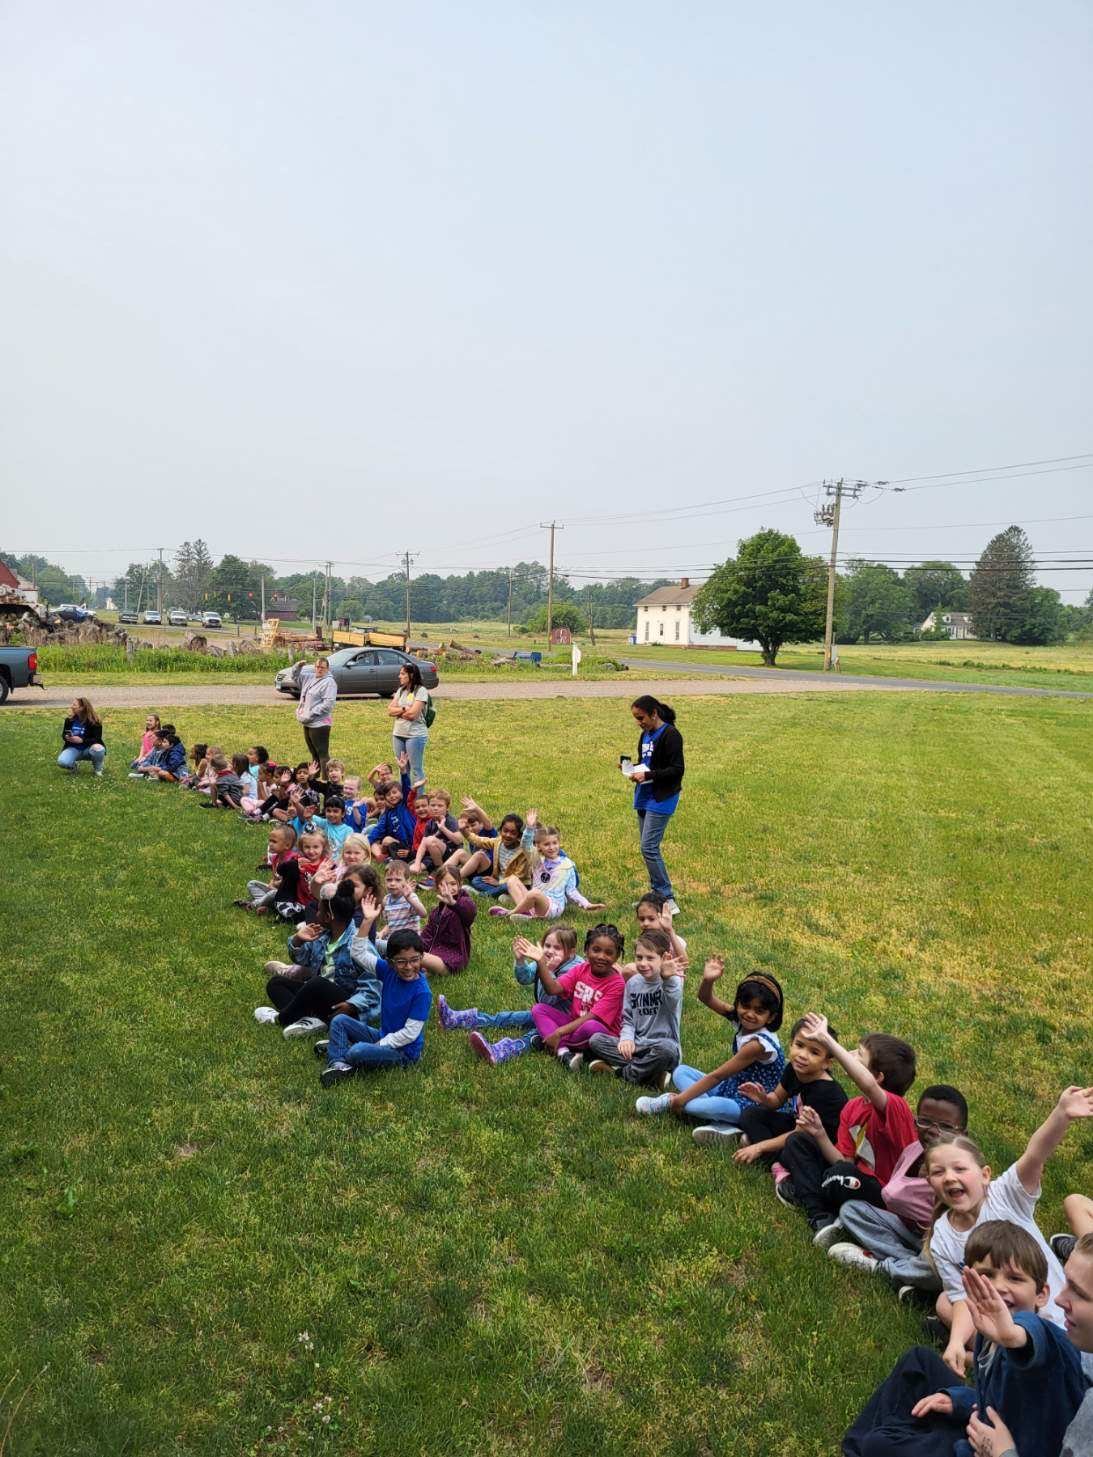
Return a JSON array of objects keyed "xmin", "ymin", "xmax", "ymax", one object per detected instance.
[
  {"xmin": 672, "ymin": 1064, "xmax": 742, "ymax": 1124},
  {"xmin": 469, "ymin": 876, "xmax": 507, "ymax": 897},
  {"xmin": 58, "ymin": 745, "xmax": 106, "ymax": 773},
  {"xmin": 475, "ymin": 1009, "xmax": 534, "ymax": 1030},
  {"xmin": 329, "ymin": 1014, "xmax": 408, "ymax": 1069},
  {"xmin": 392, "ymin": 733, "xmax": 427, "ymax": 785},
  {"xmin": 637, "ymin": 808, "xmax": 673, "ymax": 899}
]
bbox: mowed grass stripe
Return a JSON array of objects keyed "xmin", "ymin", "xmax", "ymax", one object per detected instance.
[{"xmin": 1, "ymin": 693, "xmax": 1090, "ymax": 1456}]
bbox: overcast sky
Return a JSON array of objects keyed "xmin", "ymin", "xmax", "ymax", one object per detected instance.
[{"xmin": 2, "ymin": 1, "xmax": 1091, "ymax": 599}]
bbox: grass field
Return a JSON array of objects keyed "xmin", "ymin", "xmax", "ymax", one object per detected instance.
[
  {"xmin": 635, "ymin": 638, "xmax": 1093, "ymax": 692},
  {"xmin": 3, "ymin": 693, "xmax": 1091, "ymax": 1455}
]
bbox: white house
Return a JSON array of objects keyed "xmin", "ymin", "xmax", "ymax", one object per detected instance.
[
  {"xmin": 920, "ymin": 610, "xmax": 975, "ymax": 640},
  {"xmin": 634, "ymin": 579, "xmax": 759, "ymax": 650}
]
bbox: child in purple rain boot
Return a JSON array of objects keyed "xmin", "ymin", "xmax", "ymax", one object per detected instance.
[{"xmin": 437, "ymin": 929, "xmax": 581, "ymax": 1051}]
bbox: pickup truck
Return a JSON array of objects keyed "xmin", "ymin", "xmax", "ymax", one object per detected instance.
[{"xmin": 0, "ymin": 647, "xmax": 43, "ymax": 703}]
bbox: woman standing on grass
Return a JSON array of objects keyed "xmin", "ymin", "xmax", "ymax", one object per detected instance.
[
  {"xmin": 629, "ymin": 695, "xmax": 684, "ymax": 917},
  {"xmin": 387, "ymin": 661, "xmax": 430, "ymax": 786},
  {"xmin": 57, "ymin": 697, "xmax": 106, "ymax": 776},
  {"xmin": 295, "ymin": 656, "xmax": 337, "ymax": 774}
]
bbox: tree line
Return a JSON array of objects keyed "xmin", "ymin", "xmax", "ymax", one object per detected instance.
[{"xmin": 693, "ymin": 525, "xmax": 1090, "ymax": 665}]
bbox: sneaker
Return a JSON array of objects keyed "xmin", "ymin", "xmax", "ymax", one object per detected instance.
[
  {"xmin": 921, "ymin": 1314, "xmax": 946, "ymax": 1345},
  {"xmin": 634, "ymin": 1092, "xmax": 672, "ymax": 1115},
  {"xmin": 812, "ymin": 1220, "xmax": 845, "ymax": 1250},
  {"xmin": 320, "ymin": 1061, "xmax": 354, "ymax": 1088},
  {"xmin": 692, "ymin": 1124, "xmax": 743, "ymax": 1147},
  {"xmin": 232, "ymin": 899, "xmax": 252, "ymax": 909},
  {"xmin": 773, "ymin": 1178, "xmax": 798, "ymax": 1209},
  {"xmin": 253, "ymin": 1006, "xmax": 279, "ymax": 1025},
  {"xmin": 264, "ymin": 961, "xmax": 294, "ymax": 976},
  {"xmin": 313, "ymin": 1039, "xmax": 330, "ymax": 1060},
  {"xmin": 488, "ymin": 905, "xmax": 510, "ymax": 918},
  {"xmin": 94, "ymin": 769, "xmax": 104, "ymax": 778},
  {"xmin": 556, "ymin": 1048, "xmax": 574, "ymax": 1068},
  {"xmin": 809, "ymin": 1215, "xmax": 838, "ymax": 1235},
  {"xmin": 283, "ymin": 1016, "xmax": 326, "ymax": 1038},
  {"xmin": 128, "ymin": 772, "xmax": 144, "ymax": 778},
  {"xmin": 586, "ymin": 1059, "xmax": 613, "ymax": 1075},
  {"xmin": 897, "ymin": 1286, "xmax": 918, "ymax": 1305},
  {"xmin": 1050, "ymin": 1233, "xmax": 1078, "ymax": 1263},
  {"xmin": 468, "ymin": 1031, "xmax": 498, "ymax": 1065},
  {"xmin": 828, "ymin": 1242, "xmax": 879, "ymax": 1275},
  {"xmin": 663, "ymin": 898, "xmax": 681, "ymax": 918},
  {"xmin": 418, "ymin": 876, "xmax": 435, "ymax": 890}
]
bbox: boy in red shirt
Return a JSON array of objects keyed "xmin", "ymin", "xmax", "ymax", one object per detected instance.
[{"xmin": 777, "ymin": 1012, "xmax": 918, "ymax": 1237}]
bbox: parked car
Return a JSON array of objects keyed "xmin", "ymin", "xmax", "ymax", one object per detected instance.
[
  {"xmin": 143, "ymin": 609, "xmax": 162, "ymax": 625},
  {"xmin": 201, "ymin": 611, "xmax": 222, "ymax": 628},
  {"xmin": 55, "ymin": 604, "xmax": 93, "ymax": 622},
  {"xmin": 0, "ymin": 647, "xmax": 41, "ymax": 704},
  {"xmin": 118, "ymin": 610, "xmax": 139, "ymax": 624},
  {"xmin": 168, "ymin": 609, "xmax": 188, "ymax": 627},
  {"xmin": 275, "ymin": 647, "xmax": 439, "ymax": 699}
]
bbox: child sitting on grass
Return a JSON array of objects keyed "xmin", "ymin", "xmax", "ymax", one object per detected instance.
[
  {"xmin": 380, "ymin": 860, "xmax": 426, "ymax": 937},
  {"xmin": 634, "ymin": 962, "xmax": 785, "ymax": 1128},
  {"xmin": 842, "ymin": 1222, "xmax": 1088, "ymax": 1457},
  {"xmin": 436, "ymin": 927, "xmax": 581, "ymax": 1036},
  {"xmin": 584, "ymin": 928, "xmax": 684, "ymax": 1088},
  {"xmin": 926, "ymin": 1085, "xmax": 1093, "ymax": 1375},
  {"xmin": 419, "ymin": 864, "xmax": 476, "ymax": 975},
  {"xmin": 409, "ymin": 788, "xmax": 462, "ymax": 878},
  {"xmin": 236, "ymin": 824, "xmax": 298, "ymax": 913},
  {"xmin": 776, "ymin": 1012, "xmax": 918, "ymax": 1238},
  {"xmin": 181, "ymin": 742, "xmax": 211, "ymax": 789},
  {"xmin": 815, "ymin": 1084, "xmax": 969, "ymax": 1291},
  {"xmin": 254, "ymin": 766, "xmax": 295, "ymax": 822},
  {"xmin": 202, "ymin": 752, "xmax": 250, "ymax": 809},
  {"xmin": 450, "ymin": 800, "xmax": 532, "ymax": 897},
  {"xmin": 469, "ymin": 925, "xmax": 626, "ymax": 1068},
  {"xmin": 621, "ymin": 893, "xmax": 688, "ymax": 972},
  {"xmin": 703, "ymin": 1014, "xmax": 848, "ymax": 1156},
  {"xmin": 132, "ymin": 713, "xmax": 160, "ymax": 767},
  {"xmin": 368, "ymin": 776, "xmax": 417, "ymax": 861},
  {"xmin": 317, "ymin": 796, "xmax": 351, "ymax": 860},
  {"xmin": 318, "ymin": 929, "xmax": 433, "ymax": 1088},
  {"xmin": 486, "ymin": 812, "xmax": 604, "ymax": 921},
  {"xmin": 295, "ymin": 829, "xmax": 334, "ymax": 909},
  {"xmin": 134, "ymin": 724, "xmax": 188, "ymax": 782}
]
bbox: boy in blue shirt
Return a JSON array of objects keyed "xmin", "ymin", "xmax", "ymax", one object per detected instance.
[
  {"xmin": 367, "ymin": 776, "xmax": 417, "ymax": 861},
  {"xmin": 843, "ymin": 1220, "xmax": 1086, "ymax": 1457},
  {"xmin": 319, "ymin": 929, "xmax": 432, "ymax": 1087}
]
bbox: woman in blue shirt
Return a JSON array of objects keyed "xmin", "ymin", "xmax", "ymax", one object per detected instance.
[{"xmin": 629, "ymin": 696, "xmax": 685, "ymax": 917}]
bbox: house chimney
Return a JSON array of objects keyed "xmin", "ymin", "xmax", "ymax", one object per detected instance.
[{"xmin": 679, "ymin": 577, "xmax": 689, "ymax": 589}]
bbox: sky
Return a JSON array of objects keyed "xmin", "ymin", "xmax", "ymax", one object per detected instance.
[{"xmin": 2, "ymin": 1, "xmax": 1091, "ymax": 600}]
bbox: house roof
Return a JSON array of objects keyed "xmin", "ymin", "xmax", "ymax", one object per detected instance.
[
  {"xmin": 635, "ymin": 583, "xmax": 699, "ymax": 607},
  {"xmin": 0, "ymin": 562, "xmax": 20, "ymax": 590}
]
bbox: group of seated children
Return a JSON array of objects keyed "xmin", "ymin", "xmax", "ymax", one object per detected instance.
[{"xmin": 131, "ymin": 714, "xmax": 1093, "ymax": 1455}]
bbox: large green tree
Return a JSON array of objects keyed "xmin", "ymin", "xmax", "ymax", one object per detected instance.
[
  {"xmin": 844, "ymin": 561, "xmax": 915, "ymax": 642},
  {"xmin": 903, "ymin": 561, "xmax": 968, "ymax": 620},
  {"xmin": 207, "ymin": 555, "xmax": 260, "ymax": 618},
  {"xmin": 1009, "ymin": 586, "xmax": 1068, "ymax": 645},
  {"xmin": 693, "ymin": 529, "xmax": 825, "ymax": 666},
  {"xmin": 968, "ymin": 526, "xmax": 1035, "ymax": 641}
]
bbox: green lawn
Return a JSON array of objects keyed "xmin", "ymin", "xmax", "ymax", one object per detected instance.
[
  {"xmin": 3, "ymin": 693, "xmax": 1091, "ymax": 1455},
  {"xmin": 633, "ymin": 639, "xmax": 1093, "ymax": 692}
]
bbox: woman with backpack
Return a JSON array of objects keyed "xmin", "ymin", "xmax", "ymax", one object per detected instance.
[{"xmin": 386, "ymin": 660, "xmax": 431, "ymax": 787}]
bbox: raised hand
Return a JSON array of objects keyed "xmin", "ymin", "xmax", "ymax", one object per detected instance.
[
  {"xmin": 800, "ymin": 1012, "xmax": 830, "ymax": 1044},
  {"xmin": 795, "ymin": 1106, "xmax": 824, "ymax": 1140},
  {"xmin": 397, "ymin": 750, "xmax": 410, "ymax": 771},
  {"xmin": 702, "ymin": 955, "xmax": 724, "ymax": 982},
  {"xmin": 962, "ymin": 1266, "xmax": 1022, "ymax": 1349},
  {"xmin": 1057, "ymin": 1085, "xmax": 1093, "ymax": 1121},
  {"xmin": 525, "ymin": 808, "xmax": 538, "ymax": 828},
  {"xmin": 514, "ymin": 937, "xmax": 544, "ymax": 963},
  {"xmin": 359, "ymin": 893, "xmax": 381, "ymax": 923}
]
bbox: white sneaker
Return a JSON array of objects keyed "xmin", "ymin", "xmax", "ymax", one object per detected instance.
[
  {"xmin": 634, "ymin": 1093, "xmax": 671, "ymax": 1115},
  {"xmin": 692, "ymin": 1124, "xmax": 742, "ymax": 1147},
  {"xmin": 253, "ymin": 1006, "xmax": 279, "ymax": 1025},
  {"xmin": 812, "ymin": 1220, "xmax": 845, "ymax": 1250},
  {"xmin": 283, "ymin": 1016, "xmax": 326, "ymax": 1039},
  {"xmin": 827, "ymin": 1242, "xmax": 879, "ymax": 1274},
  {"xmin": 263, "ymin": 961, "xmax": 294, "ymax": 976}
]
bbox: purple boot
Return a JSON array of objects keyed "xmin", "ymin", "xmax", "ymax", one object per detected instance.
[
  {"xmin": 468, "ymin": 1033, "xmax": 530, "ymax": 1065},
  {"xmin": 437, "ymin": 994, "xmax": 478, "ymax": 1031}
]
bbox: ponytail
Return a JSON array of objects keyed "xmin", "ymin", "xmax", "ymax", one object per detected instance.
[{"xmin": 631, "ymin": 694, "xmax": 676, "ymax": 725}]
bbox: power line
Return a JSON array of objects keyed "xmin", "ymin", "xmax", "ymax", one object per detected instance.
[{"xmin": 887, "ymin": 452, "xmax": 1093, "ymax": 486}]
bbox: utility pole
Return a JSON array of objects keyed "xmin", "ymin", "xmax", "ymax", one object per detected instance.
[
  {"xmin": 814, "ymin": 479, "xmax": 866, "ymax": 670},
  {"xmin": 506, "ymin": 567, "xmax": 513, "ymax": 637},
  {"xmin": 539, "ymin": 521, "xmax": 563, "ymax": 637},
  {"xmin": 323, "ymin": 560, "xmax": 333, "ymax": 636},
  {"xmin": 311, "ymin": 572, "xmax": 318, "ymax": 632},
  {"xmin": 402, "ymin": 551, "xmax": 417, "ymax": 643},
  {"xmin": 260, "ymin": 571, "xmax": 266, "ymax": 623},
  {"xmin": 156, "ymin": 547, "xmax": 165, "ymax": 618}
]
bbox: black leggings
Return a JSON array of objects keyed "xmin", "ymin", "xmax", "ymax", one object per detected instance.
[
  {"xmin": 267, "ymin": 974, "xmax": 347, "ymax": 1027},
  {"xmin": 302, "ymin": 725, "xmax": 331, "ymax": 773},
  {"xmin": 738, "ymin": 1105, "xmax": 796, "ymax": 1159},
  {"xmin": 779, "ymin": 1133, "xmax": 886, "ymax": 1221}
]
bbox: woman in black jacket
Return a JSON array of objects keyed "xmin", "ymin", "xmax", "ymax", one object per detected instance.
[
  {"xmin": 629, "ymin": 695, "xmax": 684, "ymax": 916},
  {"xmin": 58, "ymin": 697, "xmax": 106, "ymax": 776}
]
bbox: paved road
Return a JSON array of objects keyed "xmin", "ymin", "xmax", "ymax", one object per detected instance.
[
  {"xmin": 20, "ymin": 674, "xmax": 921, "ymax": 709},
  {"xmin": 623, "ymin": 657, "xmax": 1093, "ymax": 701}
]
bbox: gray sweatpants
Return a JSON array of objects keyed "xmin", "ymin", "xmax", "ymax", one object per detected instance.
[
  {"xmin": 586, "ymin": 1033, "xmax": 679, "ymax": 1086},
  {"xmin": 246, "ymin": 879, "xmax": 277, "ymax": 908},
  {"xmin": 836, "ymin": 1201, "xmax": 940, "ymax": 1291}
]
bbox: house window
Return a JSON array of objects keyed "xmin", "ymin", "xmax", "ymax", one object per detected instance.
[
  {"xmin": 674, "ymin": 618, "xmax": 680, "ymax": 641},
  {"xmin": 644, "ymin": 621, "xmax": 649, "ymax": 642},
  {"xmin": 658, "ymin": 621, "xmax": 664, "ymax": 636}
]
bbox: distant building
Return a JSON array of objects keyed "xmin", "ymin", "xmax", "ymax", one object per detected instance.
[
  {"xmin": 920, "ymin": 609, "xmax": 975, "ymax": 640},
  {"xmin": 0, "ymin": 562, "xmax": 39, "ymax": 607},
  {"xmin": 267, "ymin": 592, "xmax": 300, "ymax": 621},
  {"xmin": 634, "ymin": 578, "xmax": 759, "ymax": 650}
]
